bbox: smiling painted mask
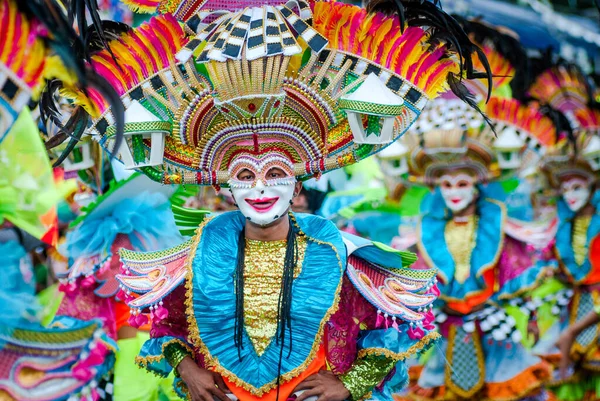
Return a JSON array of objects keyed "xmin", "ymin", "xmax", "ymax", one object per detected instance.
[
  {"xmin": 560, "ymin": 177, "xmax": 592, "ymax": 213},
  {"xmin": 228, "ymin": 155, "xmax": 297, "ymax": 226},
  {"xmin": 438, "ymin": 172, "xmax": 477, "ymax": 213}
]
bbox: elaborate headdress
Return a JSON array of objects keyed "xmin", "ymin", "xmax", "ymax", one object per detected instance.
[
  {"xmin": 0, "ymin": 0, "xmax": 126, "ymax": 165},
  {"xmin": 541, "ymin": 133, "xmax": 600, "ymax": 187},
  {"xmin": 404, "ymin": 97, "xmax": 557, "ymax": 184},
  {"xmin": 400, "ymin": 18, "xmax": 555, "ymax": 185},
  {"xmin": 541, "ymin": 106, "xmax": 600, "ymax": 186},
  {"xmin": 63, "ymin": 0, "xmax": 490, "ymax": 186},
  {"xmin": 527, "ymin": 62, "xmax": 592, "ymax": 128},
  {"xmin": 0, "ymin": 0, "xmax": 57, "ymax": 142}
]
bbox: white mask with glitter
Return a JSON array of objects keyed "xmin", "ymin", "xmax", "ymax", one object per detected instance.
[
  {"xmin": 228, "ymin": 156, "xmax": 297, "ymax": 226},
  {"xmin": 439, "ymin": 173, "xmax": 477, "ymax": 212},
  {"xmin": 561, "ymin": 177, "xmax": 592, "ymax": 213}
]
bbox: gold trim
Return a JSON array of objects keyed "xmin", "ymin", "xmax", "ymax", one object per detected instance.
[
  {"xmin": 356, "ymin": 331, "xmax": 440, "ymax": 360},
  {"xmin": 184, "ymin": 214, "xmax": 345, "ymax": 396},
  {"xmin": 444, "ymin": 325, "xmax": 485, "ymax": 399},
  {"xmin": 135, "ymin": 338, "xmax": 196, "ymax": 371}
]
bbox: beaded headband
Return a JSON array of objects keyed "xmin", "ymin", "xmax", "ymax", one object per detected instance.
[{"xmin": 65, "ymin": 1, "xmax": 487, "ymax": 186}]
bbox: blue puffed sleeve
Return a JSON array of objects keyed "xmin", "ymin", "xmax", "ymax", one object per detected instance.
[{"xmin": 137, "ymin": 336, "xmax": 194, "ymax": 377}]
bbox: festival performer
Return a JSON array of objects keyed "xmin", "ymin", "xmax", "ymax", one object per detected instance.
[
  {"xmin": 539, "ymin": 130, "xmax": 600, "ymax": 400},
  {"xmin": 56, "ymin": 168, "xmax": 184, "ymax": 401},
  {"xmin": 402, "ymin": 94, "xmax": 556, "ymax": 400},
  {"xmin": 54, "ymin": 0, "xmax": 494, "ymax": 399},
  {"xmin": 523, "ymin": 62, "xmax": 600, "ymax": 401},
  {"xmin": 0, "ymin": 0, "xmax": 119, "ymax": 399}
]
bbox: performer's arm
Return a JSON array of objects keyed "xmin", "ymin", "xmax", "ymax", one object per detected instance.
[
  {"xmin": 557, "ymin": 306, "xmax": 600, "ymax": 378},
  {"xmin": 338, "ymin": 355, "xmax": 398, "ymax": 400}
]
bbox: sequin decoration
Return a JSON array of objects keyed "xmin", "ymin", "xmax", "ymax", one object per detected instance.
[
  {"xmin": 339, "ymin": 355, "xmax": 397, "ymax": 401},
  {"xmin": 573, "ymin": 215, "xmax": 591, "ymax": 267},
  {"xmin": 243, "ymin": 237, "xmax": 306, "ymax": 356},
  {"xmin": 444, "ymin": 216, "xmax": 479, "ymax": 284}
]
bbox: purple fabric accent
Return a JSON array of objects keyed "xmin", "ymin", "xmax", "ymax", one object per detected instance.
[
  {"xmin": 325, "ymin": 276, "xmax": 377, "ymax": 375},
  {"xmin": 57, "ymin": 287, "xmax": 117, "ymax": 340},
  {"xmin": 497, "ymin": 236, "xmax": 534, "ymax": 288},
  {"xmin": 150, "ymin": 285, "xmax": 190, "ymax": 339}
]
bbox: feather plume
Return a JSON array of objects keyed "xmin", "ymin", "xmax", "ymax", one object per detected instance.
[
  {"xmin": 456, "ymin": 17, "xmax": 528, "ymax": 99},
  {"xmin": 528, "ymin": 63, "xmax": 591, "ymax": 115},
  {"xmin": 486, "ymin": 97, "xmax": 556, "ymax": 147},
  {"xmin": 121, "ymin": 0, "xmax": 162, "ymax": 13},
  {"xmin": 575, "ymin": 107, "xmax": 600, "ymax": 131},
  {"xmin": 65, "ymin": 14, "xmax": 188, "ymax": 116},
  {"xmin": 0, "ymin": 0, "xmax": 50, "ymax": 93},
  {"xmin": 312, "ymin": 1, "xmax": 488, "ymax": 100}
]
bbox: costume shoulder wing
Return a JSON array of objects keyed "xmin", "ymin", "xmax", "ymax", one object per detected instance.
[
  {"xmin": 342, "ymin": 233, "xmax": 438, "ymax": 325},
  {"xmin": 116, "ymin": 239, "xmax": 194, "ymax": 313},
  {"xmin": 504, "ymin": 216, "xmax": 558, "ymax": 250}
]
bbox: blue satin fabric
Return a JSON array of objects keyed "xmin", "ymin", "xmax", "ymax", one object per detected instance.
[
  {"xmin": 190, "ymin": 211, "xmax": 346, "ymax": 390},
  {"xmin": 370, "ymin": 362, "xmax": 409, "ymax": 401},
  {"xmin": 66, "ymin": 192, "xmax": 181, "ymax": 261},
  {"xmin": 359, "ymin": 326, "xmax": 437, "ymax": 399},
  {"xmin": 0, "ymin": 241, "xmax": 37, "ymax": 348},
  {"xmin": 555, "ymin": 190, "xmax": 600, "ymax": 283},
  {"xmin": 358, "ymin": 327, "xmax": 435, "ymax": 356},
  {"xmin": 138, "ymin": 335, "xmax": 189, "ymax": 377},
  {"xmin": 420, "ymin": 188, "xmax": 504, "ymax": 302}
]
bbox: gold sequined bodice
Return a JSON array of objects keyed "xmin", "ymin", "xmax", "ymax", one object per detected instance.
[
  {"xmin": 243, "ymin": 237, "xmax": 306, "ymax": 356},
  {"xmin": 573, "ymin": 215, "xmax": 591, "ymax": 266},
  {"xmin": 444, "ymin": 216, "xmax": 478, "ymax": 284}
]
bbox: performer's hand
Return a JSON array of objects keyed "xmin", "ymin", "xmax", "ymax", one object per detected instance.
[
  {"xmin": 177, "ymin": 356, "xmax": 231, "ymax": 401},
  {"xmin": 293, "ymin": 370, "xmax": 351, "ymax": 401},
  {"xmin": 556, "ymin": 328, "xmax": 576, "ymax": 379}
]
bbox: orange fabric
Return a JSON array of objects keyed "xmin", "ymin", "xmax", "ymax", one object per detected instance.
[
  {"xmin": 408, "ymin": 361, "xmax": 550, "ymax": 401},
  {"xmin": 445, "ymin": 269, "xmax": 496, "ymax": 315},
  {"xmin": 485, "ymin": 361, "xmax": 550, "ymax": 400},
  {"xmin": 409, "ymin": 365, "xmax": 424, "ymax": 382},
  {"xmin": 115, "ymin": 300, "xmax": 151, "ymax": 332},
  {"xmin": 222, "ymin": 345, "xmax": 327, "ymax": 401},
  {"xmin": 583, "ymin": 235, "xmax": 600, "ymax": 285}
]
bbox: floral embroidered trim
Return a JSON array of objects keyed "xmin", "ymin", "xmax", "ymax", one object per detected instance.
[{"xmin": 184, "ymin": 213, "xmax": 345, "ymax": 396}]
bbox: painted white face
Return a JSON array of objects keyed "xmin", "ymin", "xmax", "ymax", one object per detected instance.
[
  {"xmin": 228, "ymin": 156, "xmax": 297, "ymax": 226},
  {"xmin": 438, "ymin": 173, "xmax": 477, "ymax": 212},
  {"xmin": 560, "ymin": 177, "xmax": 592, "ymax": 213}
]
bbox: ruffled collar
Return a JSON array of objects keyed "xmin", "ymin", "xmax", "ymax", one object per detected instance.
[
  {"xmin": 555, "ymin": 190, "xmax": 600, "ymax": 283},
  {"xmin": 186, "ymin": 211, "xmax": 346, "ymax": 395},
  {"xmin": 418, "ymin": 190, "xmax": 505, "ymax": 301}
]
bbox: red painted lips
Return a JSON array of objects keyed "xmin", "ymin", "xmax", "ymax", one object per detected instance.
[{"xmin": 245, "ymin": 197, "xmax": 279, "ymax": 212}]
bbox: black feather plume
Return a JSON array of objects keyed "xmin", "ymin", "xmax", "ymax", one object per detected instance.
[
  {"xmin": 367, "ymin": 1, "xmax": 493, "ymax": 107},
  {"xmin": 455, "ymin": 16, "xmax": 530, "ymax": 100},
  {"xmin": 447, "ymin": 73, "xmax": 494, "ymax": 134}
]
